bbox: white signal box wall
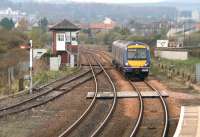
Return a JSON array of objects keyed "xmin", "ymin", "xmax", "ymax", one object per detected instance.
[
  {"xmin": 157, "ymin": 40, "xmax": 169, "ymax": 48},
  {"xmin": 56, "ymin": 33, "xmax": 66, "ymax": 51}
]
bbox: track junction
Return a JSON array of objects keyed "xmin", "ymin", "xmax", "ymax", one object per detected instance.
[{"xmin": 0, "ymin": 47, "xmax": 181, "ymax": 137}]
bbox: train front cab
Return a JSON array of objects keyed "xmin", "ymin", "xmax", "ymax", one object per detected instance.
[{"xmin": 123, "ymin": 45, "xmax": 150, "ymax": 79}]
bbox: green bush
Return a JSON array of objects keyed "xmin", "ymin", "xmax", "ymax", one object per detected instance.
[
  {"xmin": 154, "ymin": 57, "xmax": 200, "ymax": 75},
  {"xmin": 0, "ymin": 18, "xmax": 14, "ymax": 30},
  {"xmin": 27, "ymin": 27, "xmax": 51, "ymax": 48},
  {"xmin": 80, "ymin": 26, "xmax": 161, "ymax": 46},
  {"xmin": 0, "ymin": 29, "xmax": 28, "ymax": 53},
  {"xmin": 33, "ymin": 68, "xmax": 77, "ymax": 85}
]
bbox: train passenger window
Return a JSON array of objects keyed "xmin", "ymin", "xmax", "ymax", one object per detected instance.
[{"xmin": 128, "ymin": 48, "xmax": 146, "ymax": 60}]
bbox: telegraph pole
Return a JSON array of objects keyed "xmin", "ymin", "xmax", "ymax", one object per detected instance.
[
  {"xmin": 29, "ymin": 40, "xmax": 33, "ymax": 94},
  {"xmin": 20, "ymin": 40, "xmax": 33, "ymax": 94}
]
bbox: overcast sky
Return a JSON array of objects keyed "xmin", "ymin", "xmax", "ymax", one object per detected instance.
[
  {"xmin": 34, "ymin": 0, "xmax": 164, "ymax": 4},
  {"xmin": 71, "ymin": 0, "xmax": 163, "ymax": 3}
]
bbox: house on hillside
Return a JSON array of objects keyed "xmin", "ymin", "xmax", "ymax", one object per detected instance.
[
  {"xmin": 167, "ymin": 21, "xmax": 197, "ymax": 38},
  {"xmin": 130, "ymin": 21, "xmax": 171, "ymax": 36},
  {"xmin": 49, "ymin": 19, "xmax": 81, "ymax": 68},
  {"xmin": 81, "ymin": 17, "xmax": 117, "ymax": 32},
  {"xmin": 178, "ymin": 11, "xmax": 192, "ymax": 22},
  {"xmin": 196, "ymin": 23, "xmax": 200, "ymax": 31}
]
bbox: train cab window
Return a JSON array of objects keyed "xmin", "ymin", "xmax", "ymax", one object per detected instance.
[{"xmin": 128, "ymin": 48, "xmax": 146, "ymax": 60}]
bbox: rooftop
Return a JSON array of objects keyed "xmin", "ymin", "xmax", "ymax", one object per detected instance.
[{"xmin": 49, "ymin": 19, "xmax": 80, "ymax": 31}]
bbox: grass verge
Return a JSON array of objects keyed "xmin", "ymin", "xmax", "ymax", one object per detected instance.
[{"xmin": 33, "ymin": 67, "xmax": 79, "ymax": 87}]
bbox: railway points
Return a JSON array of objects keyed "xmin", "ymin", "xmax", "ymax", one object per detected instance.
[
  {"xmin": 82, "ymin": 48, "xmax": 169, "ymax": 137},
  {"xmin": 0, "ymin": 69, "xmax": 102, "ymax": 117},
  {"xmin": 57, "ymin": 52, "xmax": 117, "ymax": 137},
  {"xmin": 0, "ymin": 2, "xmax": 199, "ymax": 136},
  {"xmin": 57, "ymin": 54, "xmax": 99, "ymax": 137},
  {"xmin": 0, "ymin": 46, "xmax": 194, "ymax": 137}
]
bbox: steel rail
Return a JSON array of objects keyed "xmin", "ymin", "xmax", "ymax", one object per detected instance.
[
  {"xmin": 0, "ymin": 71, "xmax": 103, "ymax": 117},
  {"xmin": 0, "ymin": 70, "xmax": 91, "ymax": 112},
  {"xmin": 129, "ymin": 81, "xmax": 144, "ymax": 137},
  {"xmin": 145, "ymin": 81, "xmax": 169, "ymax": 137},
  {"xmin": 86, "ymin": 48, "xmax": 168, "ymax": 137},
  {"xmin": 90, "ymin": 53, "xmax": 117, "ymax": 137},
  {"xmin": 36, "ymin": 67, "xmax": 82, "ymax": 90},
  {"xmin": 58, "ymin": 54, "xmax": 99, "ymax": 137}
]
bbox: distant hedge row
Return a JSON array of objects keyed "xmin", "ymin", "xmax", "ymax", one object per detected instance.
[
  {"xmin": 0, "ymin": 29, "xmax": 28, "ymax": 53},
  {"xmin": 80, "ymin": 27, "xmax": 162, "ymax": 47}
]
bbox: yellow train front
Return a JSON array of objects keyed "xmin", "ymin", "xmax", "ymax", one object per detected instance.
[{"xmin": 112, "ymin": 40, "xmax": 151, "ymax": 79}]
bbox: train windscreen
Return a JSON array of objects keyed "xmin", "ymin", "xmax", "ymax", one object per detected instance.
[{"xmin": 128, "ymin": 48, "xmax": 146, "ymax": 60}]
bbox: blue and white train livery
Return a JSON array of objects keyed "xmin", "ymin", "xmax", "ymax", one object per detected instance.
[{"xmin": 112, "ymin": 40, "xmax": 151, "ymax": 79}]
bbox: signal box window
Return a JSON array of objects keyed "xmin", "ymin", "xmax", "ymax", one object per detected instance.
[
  {"xmin": 57, "ymin": 34, "xmax": 65, "ymax": 41},
  {"xmin": 72, "ymin": 37, "xmax": 76, "ymax": 41}
]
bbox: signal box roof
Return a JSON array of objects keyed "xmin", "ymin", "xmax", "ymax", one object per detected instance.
[{"xmin": 49, "ymin": 19, "xmax": 80, "ymax": 31}]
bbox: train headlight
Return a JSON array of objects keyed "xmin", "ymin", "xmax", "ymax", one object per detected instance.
[
  {"xmin": 125, "ymin": 63, "xmax": 128, "ymax": 66},
  {"xmin": 144, "ymin": 63, "xmax": 149, "ymax": 67}
]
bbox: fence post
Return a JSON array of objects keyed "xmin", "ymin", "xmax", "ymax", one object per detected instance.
[
  {"xmin": 8, "ymin": 68, "xmax": 11, "ymax": 94},
  {"xmin": 195, "ymin": 64, "xmax": 200, "ymax": 83},
  {"xmin": 19, "ymin": 78, "xmax": 24, "ymax": 91}
]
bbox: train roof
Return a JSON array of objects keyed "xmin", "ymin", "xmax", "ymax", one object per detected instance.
[{"xmin": 113, "ymin": 40, "xmax": 147, "ymax": 49}]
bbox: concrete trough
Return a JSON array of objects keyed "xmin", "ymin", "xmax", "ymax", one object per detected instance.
[{"xmin": 87, "ymin": 91, "xmax": 168, "ymax": 99}]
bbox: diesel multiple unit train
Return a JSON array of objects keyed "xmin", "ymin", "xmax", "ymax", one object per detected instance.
[{"xmin": 112, "ymin": 40, "xmax": 151, "ymax": 79}]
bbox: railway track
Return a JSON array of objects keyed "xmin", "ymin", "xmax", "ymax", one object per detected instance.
[
  {"xmin": 84, "ymin": 48, "xmax": 169, "ymax": 137},
  {"xmin": 86, "ymin": 49, "xmax": 112, "ymax": 66},
  {"xmin": 58, "ymin": 52, "xmax": 117, "ymax": 137},
  {"xmin": 0, "ymin": 68, "xmax": 102, "ymax": 117},
  {"xmin": 90, "ymin": 53, "xmax": 117, "ymax": 137},
  {"xmin": 129, "ymin": 81, "xmax": 144, "ymax": 137},
  {"xmin": 129, "ymin": 81, "xmax": 169, "ymax": 137},
  {"xmin": 145, "ymin": 81, "xmax": 169, "ymax": 137},
  {"xmin": 58, "ymin": 54, "xmax": 99, "ymax": 137}
]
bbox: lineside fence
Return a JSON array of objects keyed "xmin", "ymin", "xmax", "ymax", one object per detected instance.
[
  {"xmin": 152, "ymin": 59, "xmax": 200, "ymax": 83},
  {"xmin": 0, "ymin": 61, "xmax": 29, "ymax": 95}
]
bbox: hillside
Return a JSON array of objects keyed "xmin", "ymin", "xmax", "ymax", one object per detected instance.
[
  {"xmin": 161, "ymin": 0, "xmax": 200, "ymax": 10},
  {"xmin": 9, "ymin": 0, "xmax": 200, "ymax": 4},
  {"xmin": 1, "ymin": 0, "xmax": 199, "ymax": 22},
  {"xmin": 0, "ymin": 1, "xmax": 177, "ymax": 23},
  {"xmin": 164, "ymin": 0, "xmax": 200, "ymax": 3}
]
